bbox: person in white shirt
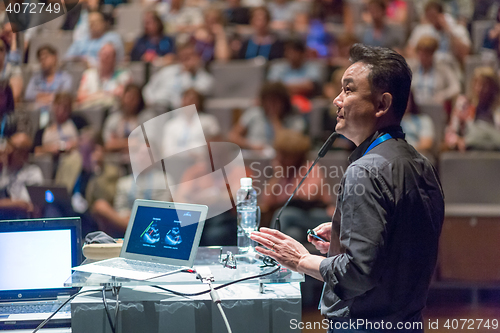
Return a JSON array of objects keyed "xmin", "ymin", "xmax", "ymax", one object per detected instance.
[
  {"xmin": 407, "ymin": 1, "xmax": 471, "ymax": 66},
  {"xmin": 162, "ymin": 88, "xmax": 220, "ymax": 157},
  {"xmin": 143, "ymin": 42, "xmax": 214, "ymax": 109},
  {"xmin": 409, "ymin": 36, "xmax": 460, "ymax": 106},
  {"xmin": 76, "ymin": 43, "xmax": 131, "ymax": 109}
]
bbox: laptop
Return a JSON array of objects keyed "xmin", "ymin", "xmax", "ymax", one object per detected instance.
[
  {"xmin": 26, "ymin": 185, "xmax": 71, "ymax": 210},
  {"xmin": 0, "ymin": 217, "xmax": 82, "ymax": 330},
  {"xmin": 72, "ymin": 199, "xmax": 208, "ymax": 280}
]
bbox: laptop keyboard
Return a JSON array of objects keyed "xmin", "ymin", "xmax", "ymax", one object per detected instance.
[
  {"xmin": 0, "ymin": 301, "xmax": 70, "ymax": 314},
  {"xmin": 94, "ymin": 258, "xmax": 185, "ymax": 274}
]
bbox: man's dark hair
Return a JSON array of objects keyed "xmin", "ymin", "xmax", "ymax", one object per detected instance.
[
  {"xmin": 285, "ymin": 38, "xmax": 306, "ymax": 53},
  {"xmin": 349, "ymin": 43, "xmax": 412, "ymax": 119},
  {"xmin": 425, "ymin": 1, "xmax": 444, "ymax": 14},
  {"xmin": 37, "ymin": 44, "xmax": 57, "ymax": 59}
]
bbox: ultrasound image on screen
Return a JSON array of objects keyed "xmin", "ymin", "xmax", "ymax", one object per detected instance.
[{"xmin": 126, "ymin": 206, "xmax": 201, "ymax": 261}]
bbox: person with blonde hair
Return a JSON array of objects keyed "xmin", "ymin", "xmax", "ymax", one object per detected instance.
[
  {"xmin": 409, "ymin": 35, "xmax": 460, "ymax": 106},
  {"xmin": 445, "ymin": 66, "xmax": 500, "ymax": 151}
]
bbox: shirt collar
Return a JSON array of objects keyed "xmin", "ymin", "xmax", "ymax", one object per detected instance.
[{"xmin": 348, "ymin": 125, "xmax": 405, "ymax": 163}]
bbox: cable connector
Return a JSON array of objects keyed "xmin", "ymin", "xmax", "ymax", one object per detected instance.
[{"xmin": 195, "ymin": 266, "xmax": 214, "ymax": 283}]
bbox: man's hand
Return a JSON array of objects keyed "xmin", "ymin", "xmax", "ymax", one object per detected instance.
[
  {"xmin": 250, "ymin": 227, "xmax": 309, "ymax": 272},
  {"xmin": 308, "ymin": 222, "xmax": 331, "ymax": 254}
]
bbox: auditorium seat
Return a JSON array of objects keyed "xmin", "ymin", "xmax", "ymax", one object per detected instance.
[
  {"xmin": 73, "ymin": 106, "xmax": 108, "ymax": 133},
  {"xmin": 29, "ymin": 154, "xmax": 54, "ymax": 180},
  {"xmin": 204, "ymin": 98, "xmax": 255, "ymax": 136},
  {"xmin": 209, "ymin": 59, "xmax": 266, "ymax": 99}
]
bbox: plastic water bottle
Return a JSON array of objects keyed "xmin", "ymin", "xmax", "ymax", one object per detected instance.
[{"xmin": 236, "ymin": 177, "xmax": 257, "ymax": 254}]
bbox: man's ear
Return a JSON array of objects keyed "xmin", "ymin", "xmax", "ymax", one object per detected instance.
[{"xmin": 375, "ymin": 92, "xmax": 392, "ymax": 118}]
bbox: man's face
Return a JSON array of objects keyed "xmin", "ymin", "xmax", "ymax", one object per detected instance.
[
  {"xmin": 99, "ymin": 44, "xmax": 116, "ymax": 70},
  {"xmin": 39, "ymin": 50, "xmax": 57, "ymax": 72},
  {"xmin": 333, "ymin": 62, "xmax": 378, "ymax": 142},
  {"xmin": 368, "ymin": 3, "xmax": 385, "ymax": 24},
  {"xmin": 285, "ymin": 47, "xmax": 304, "ymax": 68},
  {"xmin": 89, "ymin": 13, "xmax": 106, "ymax": 38},
  {"xmin": 417, "ymin": 48, "xmax": 433, "ymax": 68},
  {"xmin": 425, "ymin": 8, "xmax": 441, "ymax": 29},
  {"xmin": 179, "ymin": 47, "xmax": 200, "ymax": 72}
]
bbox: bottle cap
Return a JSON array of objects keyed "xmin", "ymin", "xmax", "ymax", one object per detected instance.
[{"xmin": 240, "ymin": 177, "xmax": 252, "ymax": 187}]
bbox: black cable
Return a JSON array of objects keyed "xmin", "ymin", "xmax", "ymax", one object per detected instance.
[
  {"xmin": 153, "ymin": 265, "xmax": 281, "ymax": 297},
  {"xmin": 102, "ymin": 286, "xmax": 116, "ymax": 333},
  {"xmin": 32, "ymin": 288, "xmax": 103, "ymax": 333}
]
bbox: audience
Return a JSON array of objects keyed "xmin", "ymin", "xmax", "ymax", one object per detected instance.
[
  {"xmin": 143, "ymin": 42, "xmax": 213, "ymax": 109},
  {"xmin": 401, "ymin": 91, "xmax": 435, "ymax": 155},
  {"xmin": 33, "ymin": 93, "xmax": 79, "ymax": 160},
  {"xmin": 191, "ymin": 7, "xmax": 231, "ymax": 63},
  {"xmin": 358, "ymin": 0, "xmax": 404, "ymax": 50},
  {"xmin": 407, "ymin": 1, "xmax": 471, "ymax": 66},
  {"xmin": 408, "ymin": 36, "xmax": 460, "ymax": 106},
  {"xmin": 130, "ymin": 11, "xmax": 176, "ymax": 66},
  {"xmin": 482, "ymin": 6, "xmax": 500, "ymax": 58},
  {"xmin": 158, "ymin": 0, "xmax": 204, "ymax": 37},
  {"xmin": 103, "ymin": 83, "xmax": 155, "ymax": 153},
  {"xmin": 446, "ymin": 67, "xmax": 500, "ymax": 152},
  {"xmin": 228, "ymin": 82, "xmax": 305, "ymax": 151},
  {"xmin": 235, "ymin": 6, "xmax": 285, "ymax": 60},
  {"xmin": 259, "ymin": 129, "xmax": 334, "ymax": 243},
  {"xmin": 24, "ymin": 46, "xmax": 73, "ymax": 111},
  {"xmin": 224, "ymin": 0, "xmax": 251, "ymax": 25},
  {"xmin": 161, "ymin": 88, "xmax": 220, "ymax": 157},
  {"xmin": 0, "ymin": 37, "xmax": 23, "ymax": 103},
  {"xmin": 76, "ymin": 43, "xmax": 131, "ymax": 109},
  {"xmin": 267, "ymin": 0, "xmax": 302, "ymax": 31},
  {"xmin": 267, "ymin": 39, "xmax": 323, "ymax": 98},
  {"xmin": 65, "ymin": 11, "xmax": 124, "ymax": 66},
  {"xmin": 0, "ymin": 133, "xmax": 44, "ymax": 219}
]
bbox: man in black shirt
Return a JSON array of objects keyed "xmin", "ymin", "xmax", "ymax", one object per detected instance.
[{"xmin": 251, "ymin": 44, "xmax": 444, "ymax": 332}]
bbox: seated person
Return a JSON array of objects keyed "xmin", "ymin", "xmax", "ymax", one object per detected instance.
[
  {"xmin": 358, "ymin": 0, "xmax": 404, "ymax": 51},
  {"xmin": 91, "ymin": 143, "xmax": 171, "ymax": 237},
  {"xmin": 228, "ymin": 82, "xmax": 305, "ymax": 151},
  {"xmin": 482, "ymin": 6, "xmax": 500, "ymax": 58},
  {"xmin": 158, "ymin": 0, "xmax": 204, "ymax": 36},
  {"xmin": 224, "ymin": 0, "xmax": 250, "ymax": 25},
  {"xmin": 49, "ymin": 129, "xmax": 122, "ymax": 236},
  {"xmin": 408, "ymin": 36, "xmax": 460, "ymax": 106},
  {"xmin": 130, "ymin": 11, "xmax": 176, "ymax": 66},
  {"xmin": 234, "ymin": 6, "xmax": 284, "ymax": 60},
  {"xmin": 162, "ymin": 88, "xmax": 220, "ymax": 157},
  {"xmin": 34, "ymin": 93, "xmax": 79, "ymax": 161},
  {"xmin": 191, "ymin": 7, "xmax": 231, "ymax": 63},
  {"xmin": 407, "ymin": 1, "xmax": 470, "ymax": 66},
  {"xmin": 0, "ymin": 133, "xmax": 44, "ymax": 219},
  {"xmin": 446, "ymin": 66, "xmax": 500, "ymax": 151},
  {"xmin": 0, "ymin": 37, "xmax": 23, "ymax": 103},
  {"xmin": 267, "ymin": 0, "xmax": 302, "ymax": 31},
  {"xmin": 61, "ymin": 0, "xmax": 101, "ymax": 42},
  {"xmin": 259, "ymin": 129, "xmax": 334, "ymax": 244},
  {"xmin": 24, "ymin": 45, "xmax": 73, "ymax": 111},
  {"xmin": 76, "ymin": 43, "xmax": 131, "ymax": 109},
  {"xmin": 401, "ymin": 92, "xmax": 435, "ymax": 156},
  {"xmin": 143, "ymin": 42, "xmax": 213, "ymax": 109},
  {"xmin": 103, "ymin": 83, "xmax": 155, "ymax": 153},
  {"xmin": 65, "ymin": 11, "xmax": 124, "ymax": 66},
  {"xmin": 267, "ymin": 39, "xmax": 323, "ymax": 98},
  {"xmin": 0, "ymin": 22, "xmax": 22, "ymax": 64}
]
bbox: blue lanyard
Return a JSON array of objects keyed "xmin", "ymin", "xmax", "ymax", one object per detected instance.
[
  {"xmin": 0, "ymin": 116, "xmax": 6, "ymax": 138},
  {"xmin": 363, "ymin": 133, "xmax": 393, "ymax": 156}
]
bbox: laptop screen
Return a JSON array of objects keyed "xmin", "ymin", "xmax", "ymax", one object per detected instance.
[
  {"xmin": 0, "ymin": 218, "xmax": 81, "ymax": 300},
  {"xmin": 125, "ymin": 206, "xmax": 202, "ymax": 261},
  {"xmin": 0, "ymin": 230, "xmax": 73, "ymax": 291}
]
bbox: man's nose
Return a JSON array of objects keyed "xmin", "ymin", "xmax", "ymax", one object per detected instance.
[{"xmin": 333, "ymin": 92, "xmax": 343, "ymax": 109}]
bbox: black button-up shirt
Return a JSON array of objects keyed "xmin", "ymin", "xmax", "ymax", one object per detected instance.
[{"xmin": 319, "ymin": 126, "xmax": 444, "ymax": 324}]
